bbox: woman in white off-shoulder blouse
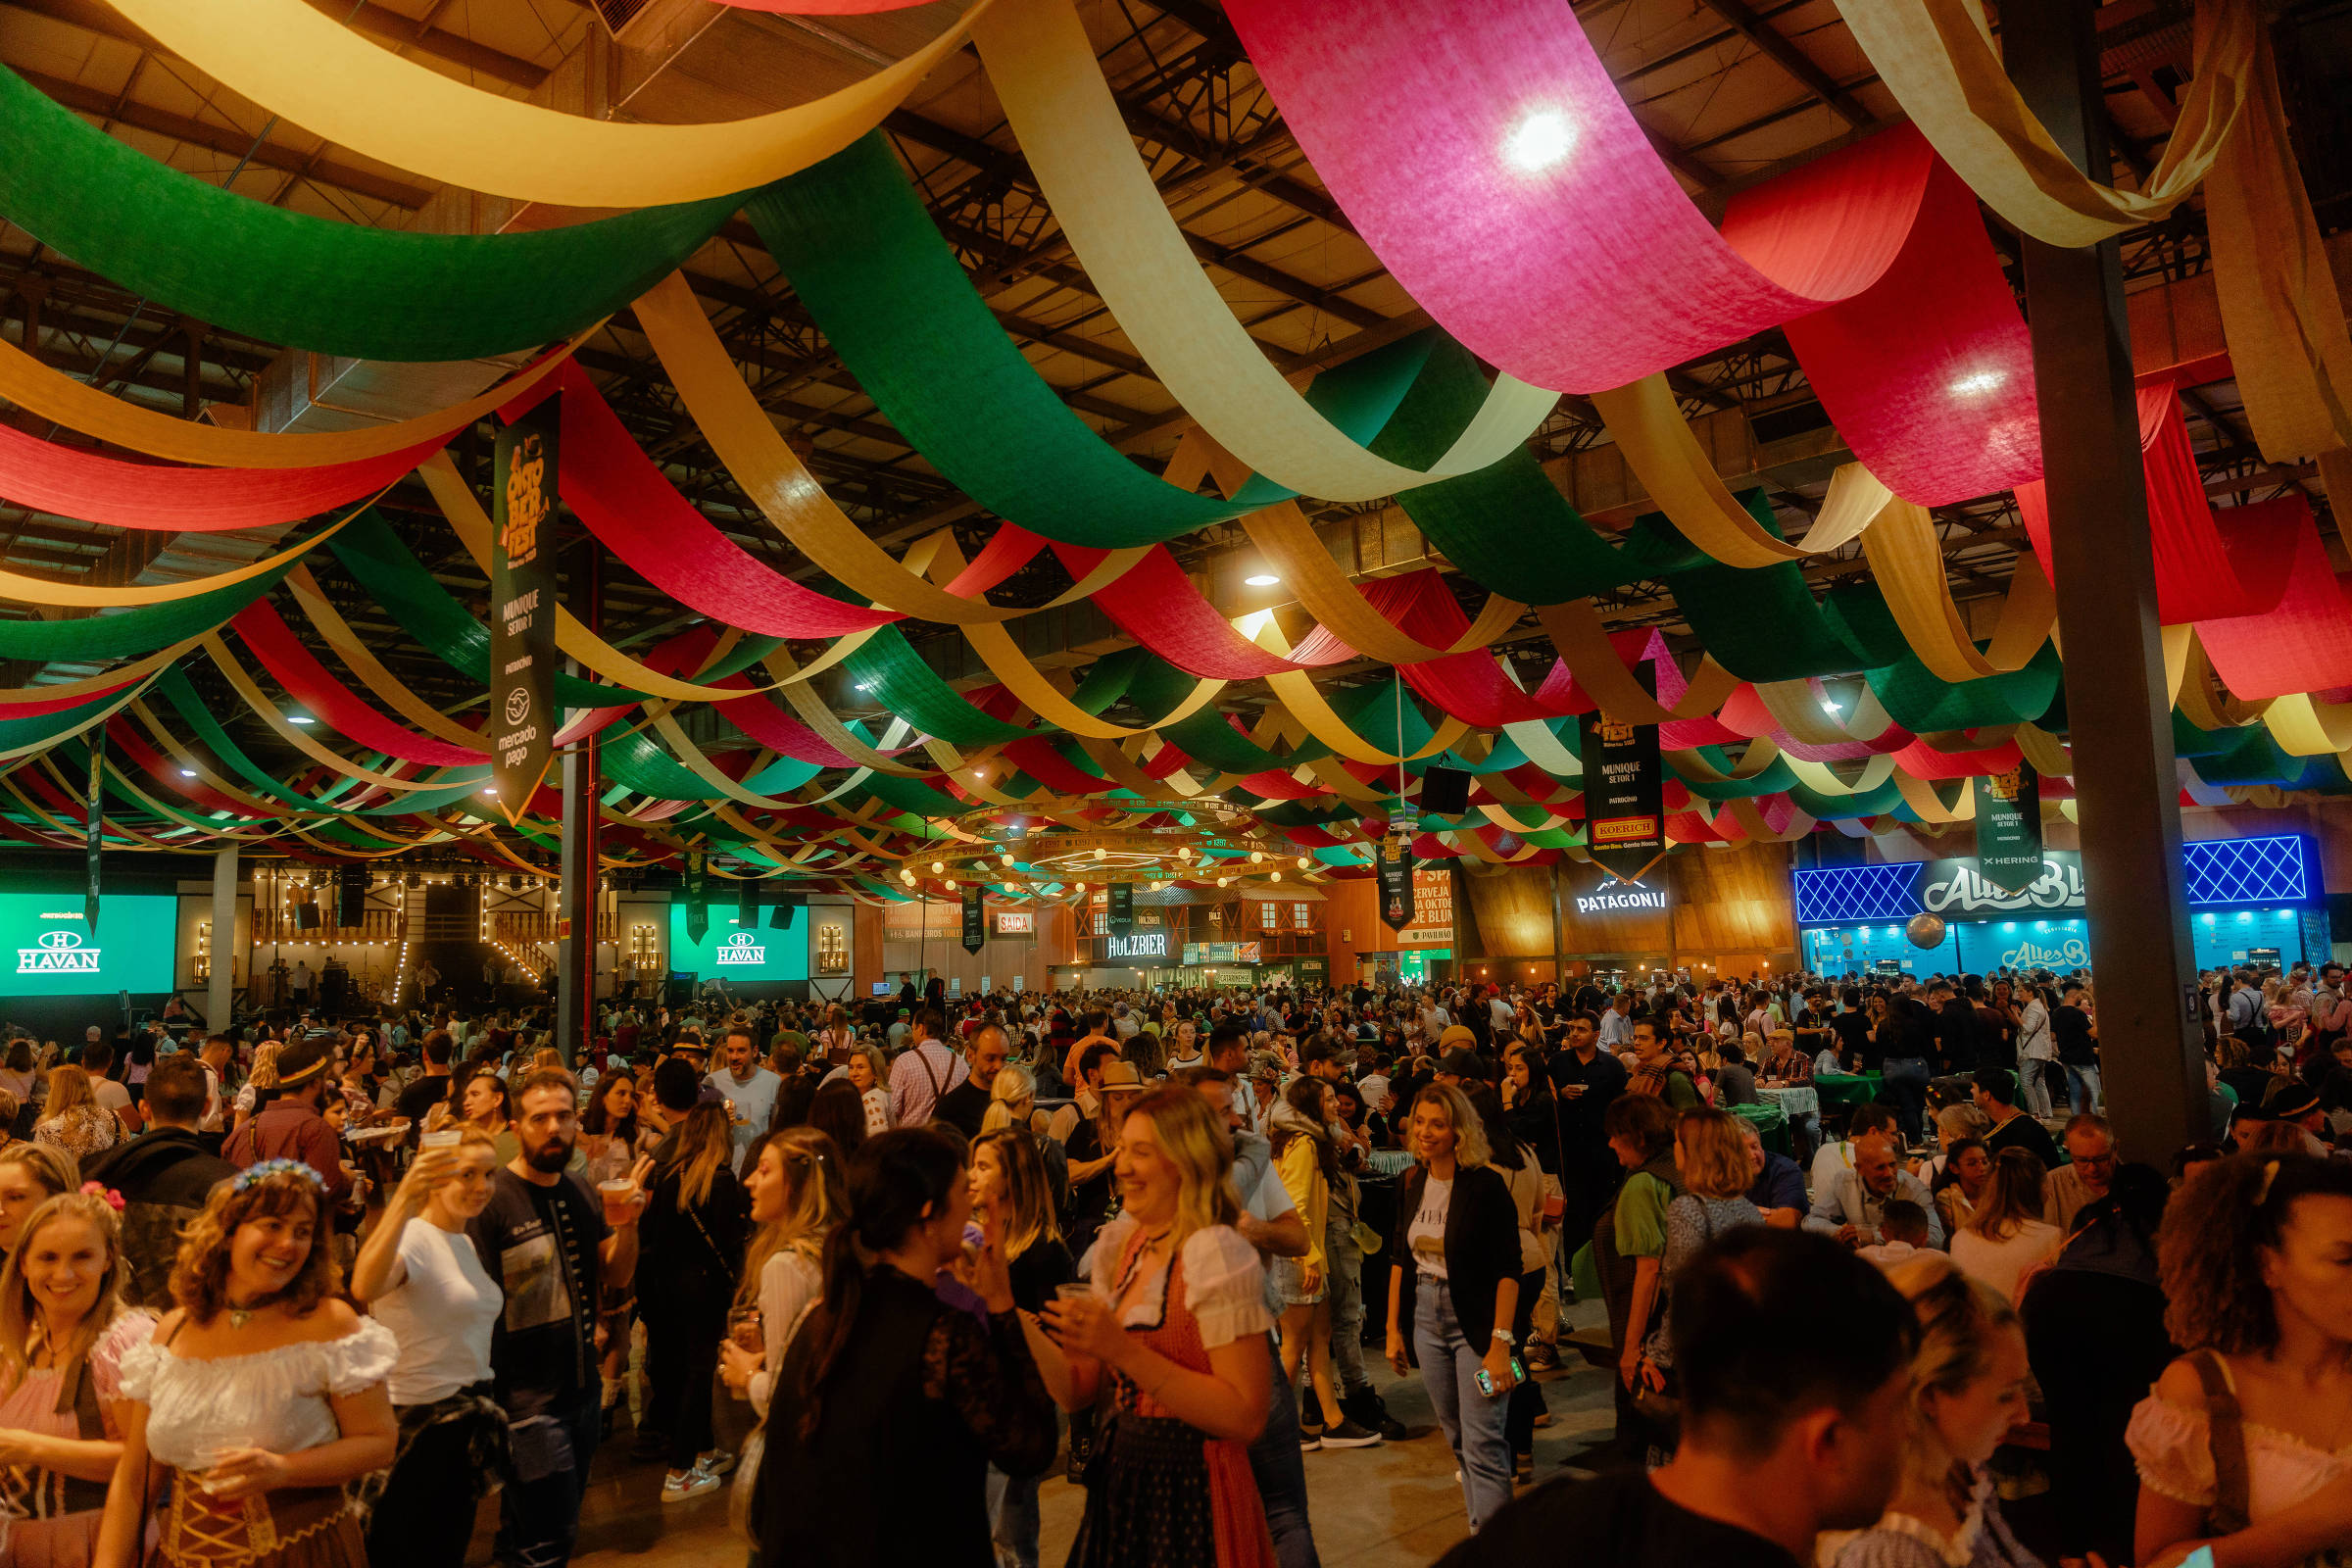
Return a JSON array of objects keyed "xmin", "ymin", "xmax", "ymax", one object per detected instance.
[
  {"xmin": 94, "ymin": 1162, "xmax": 397, "ymax": 1568},
  {"xmin": 2130, "ymin": 1152, "xmax": 2352, "ymax": 1568}
]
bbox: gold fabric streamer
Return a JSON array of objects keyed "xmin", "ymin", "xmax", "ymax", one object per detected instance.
[
  {"xmin": 285, "ymin": 568, "xmax": 488, "ymax": 748},
  {"xmin": 970, "ymin": 0, "xmax": 1556, "ymax": 504},
  {"xmin": 1860, "ymin": 499, "xmax": 2055, "ymax": 682},
  {"xmin": 0, "ymin": 518, "xmax": 351, "ymax": 608},
  {"xmin": 0, "ymin": 333, "xmax": 583, "ymax": 468},
  {"xmin": 104, "ymin": 0, "xmax": 989, "ymax": 208},
  {"xmin": 0, "ymin": 639, "xmax": 201, "ymax": 706},
  {"xmin": 1534, "ymin": 601, "xmax": 1741, "ymax": 724},
  {"xmin": 1588, "ymin": 378, "xmax": 1806, "ymax": 567},
  {"xmin": 199, "ymin": 634, "xmax": 485, "ymax": 790},
  {"xmin": 1828, "ymin": 0, "xmax": 2252, "ymax": 247}
]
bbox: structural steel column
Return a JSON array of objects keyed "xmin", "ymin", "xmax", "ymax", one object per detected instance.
[
  {"xmin": 208, "ymin": 844, "xmax": 236, "ymax": 1033},
  {"xmin": 555, "ymin": 540, "xmax": 601, "ymax": 1062},
  {"xmin": 2003, "ymin": 0, "xmax": 2207, "ymax": 1155}
]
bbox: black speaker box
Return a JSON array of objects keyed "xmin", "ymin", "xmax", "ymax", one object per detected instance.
[{"xmin": 1420, "ymin": 765, "xmax": 1471, "ymax": 816}]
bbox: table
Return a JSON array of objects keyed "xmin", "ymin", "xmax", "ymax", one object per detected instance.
[
  {"xmin": 1366, "ymin": 1147, "xmax": 1416, "ymax": 1178},
  {"xmin": 1813, "ymin": 1072, "xmax": 1886, "ymax": 1110},
  {"xmin": 1728, "ymin": 1102, "xmax": 1789, "ymax": 1156},
  {"xmin": 1757, "ymin": 1085, "xmax": 1820, "ymax": 1122}
]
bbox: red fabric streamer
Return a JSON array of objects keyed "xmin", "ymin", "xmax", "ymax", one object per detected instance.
[
  {"xmin": 2195, "ymin": 498, "xmax": 2352, "ymax": 698},
  {"xmin": 1772, "ymin": 146, "xmax": 2040, "ymax": 507},
  {"xmin": 2017, "ymin": 377, "xmax": 2306, "ymax": 624},
  {"xmin": 1888, "ymin": 737, "xmax": 2023, "ymax": 780},
  {"xmin": 1225, "ymin": 0, "xmax": 1933, "ymax": 392},
  {"xmin": 229, "ymin": 602, "xmax": 488, "ymax": 765},
  {"xmin": 1053, "ymin": 544, "xmax": 1353, "ymax": 678},
  {"xmin": 0, "ymin": 418, "xmax": 437, "ymax": 532},
  {"xmin": 537, "ymin": 369, "xmax": 898, "ymax": 639}
]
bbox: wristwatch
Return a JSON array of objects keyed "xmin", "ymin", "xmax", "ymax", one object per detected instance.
[{"xmin": 1491, "ymin": 1328, "xmax": 1514, "ymax": 1344}]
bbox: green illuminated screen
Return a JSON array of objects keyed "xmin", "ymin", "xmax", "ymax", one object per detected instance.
[
  {"xmin": 667, "ymin": 907, "xmax": 808, "ymax": 983},
  {"xmin": 1, "ymin": 894, "xmax": 177, "ymax": 996}
]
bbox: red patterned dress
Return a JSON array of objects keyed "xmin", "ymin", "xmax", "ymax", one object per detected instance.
[{"xmin": 1068, "ymin": 1216, "xmax": 1278, "ymax": 1568}]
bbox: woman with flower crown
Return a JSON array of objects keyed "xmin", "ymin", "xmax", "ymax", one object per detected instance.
[
  {"xmin": 0, "ymin": 1183, "xmax": 154, "ymax": 1567},
  {"xmin": 92, "ymin": 1161, "xmax": 396, "ymax": 1568}
]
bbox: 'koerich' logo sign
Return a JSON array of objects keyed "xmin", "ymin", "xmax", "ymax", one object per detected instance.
[
  {"xmin": 18, "ymin": 928, "xmax": 98, "ymax": 974},
  {"xmin": 714, "ymin": 932, "xmax": 766, "ymax": 965}
]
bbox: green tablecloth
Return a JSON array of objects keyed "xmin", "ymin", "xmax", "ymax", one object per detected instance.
[
  {"xmin": 1814, "ymin": 1072, "xmax": 1886, "ymax": 1109},
  {"xmin": 1729, "ymin": 1101, "xmax": 1789, "ymax": 1156}
]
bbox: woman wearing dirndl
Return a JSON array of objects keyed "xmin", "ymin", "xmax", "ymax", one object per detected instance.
[
  {"xmin": 0, "ymin": 1185, "xmax": 156, "ymax": 1567},
  {"xmin": 93, "ymin": 1161, "xmax": 396, "ymax": 1568},
  {"xmin": 1039, "ymin": 1087, "xmax": 1278, "ymax": 1568}
]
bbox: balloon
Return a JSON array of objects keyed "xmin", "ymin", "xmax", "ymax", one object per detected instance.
[{"xmin": 1905, "ymin": 913, "xmax": 1946, "ymax": 950}]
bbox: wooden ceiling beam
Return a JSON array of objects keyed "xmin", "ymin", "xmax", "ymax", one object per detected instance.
[{"xmin": 1695, "ymin": 0, "xmax": 1874, "ymax": 129}]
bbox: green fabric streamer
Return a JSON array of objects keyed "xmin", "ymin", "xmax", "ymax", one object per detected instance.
[
  {"xmin": 1158, "ymin": 707, "xmax": 1294, "ymax": 775},
  {"xmin": 856, "ymin": 771, "xmax": 969, "ymax": 818},
  {"xmin": 1867, "ymin": 641, "xmax": 2063, "ymax": 732},
  {"xmin": 331, "ymin": 514, "xmax": 640, "ymax": 708},
  {"xmin": 0, "ymin": 564, "xmax": 295, "ymax": 662},
  {"xmin": 840, "ymin": 626, "xmax": 1038, "ymax": 746},
  {"xmin": 1664, "ymin": 495, "xmax": 1892, "ymax": 682},
  {"xmin": 1375, "ymin": 337, "xmax": 1706, "ymax": 601},
  {"xmin": 751, "ymin": 137, "xmax": 1430, "ymax": 546},
  {"xmin": 0, "ymin": 683, "xmax": 139, "ymax": 752},
  {"xmin": 155, "ymin": 668, "xmax": 486, "ymax": 813},
  {"xmin": 0, "ymin": 67, "xmax": 741, "ymax": 363}
]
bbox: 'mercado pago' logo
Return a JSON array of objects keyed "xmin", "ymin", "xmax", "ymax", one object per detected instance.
[
  {"xmin": 714, "ymin": 931, "xmax": 766, "ymax": 965},
  {"xmin": 18, "ymin": 928, "xmax": 98, "ymax": 975}
]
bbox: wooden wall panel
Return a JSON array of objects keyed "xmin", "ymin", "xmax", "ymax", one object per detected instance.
[{"xmin": 1461, "ymin": 865, "xmax": 1557, "ymax": 958}]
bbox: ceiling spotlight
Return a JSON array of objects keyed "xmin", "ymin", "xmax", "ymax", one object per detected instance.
[
  {"xmin": 179, "ymin": 768, "xmax": 197, "ymax": 778},
  {"xmin": 1501, "ymin": 107, "xmax": 1578, "ymax": 173},
  {"xmin": 286, "ymin": 714, "xmax": 315, "ymax": 725},
  {"xmin": 1244, "ymin": 572, "xmax": 1280, "ymax": 588},
  {"xmin": 854, "ymin": 682, "xmax": 873, "ymax": 693},
  {"xmin": 480, "ymin": 787, "xmax": 499, "ymax": 798},
  {"xmin": 1947, "ymin": 370, "xmax": 2006, "ymax": 398},
  {"xmin": 1821, "ymin": 699, "xmax": 1842, "ymax": 714}
]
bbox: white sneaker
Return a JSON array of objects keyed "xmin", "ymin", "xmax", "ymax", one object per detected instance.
[
  {"xmin": 696, "ymin": 1449, "xmax": 737, "ymax": 1478},
  {"xmin": 662, "ymin": 1468, "xmax": 721, "ymax": 1503}
]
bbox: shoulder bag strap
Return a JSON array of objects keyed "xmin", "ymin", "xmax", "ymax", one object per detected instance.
[{"xmin": 2189, "ymin": 1348, "xmax": 2252, "ymax": 1535}]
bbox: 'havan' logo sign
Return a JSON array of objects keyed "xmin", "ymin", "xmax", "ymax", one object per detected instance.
[
  {"xmin": 18, "ymin": 928, "xmax": 98, "ymax": 974},
  {"xmin": 713, "ymin": 932, "xmax": 766, "ymax": 965}
]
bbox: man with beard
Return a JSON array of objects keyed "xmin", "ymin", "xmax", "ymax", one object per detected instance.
[{"xmin": 469, "ymin": 1068, "xmax": 650, "ymax": 1567}]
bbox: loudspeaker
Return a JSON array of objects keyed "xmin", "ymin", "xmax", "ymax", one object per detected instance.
[
  {"xmin": 295, "ymin": 900, "xmax": 321, "ymax": 931},
  {"xmin": 1420, "ymin": 765, "xmax": 1471, "ymax": 815},
  {"xmin": 767, "ymin": 901, "xmax": 800, "ymax": 931},
  {"xmin": 739, "ymin": 878, "xmax": 760, "ymax": 924},
  {"xmin": 335, "ymin": 864, "xmax": 368, "ymax": 929}
]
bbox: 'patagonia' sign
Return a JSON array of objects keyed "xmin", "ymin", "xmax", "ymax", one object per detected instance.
[{"xmin": 1575, "ymin": 880, "xmax": 1670, "ymax": 915}]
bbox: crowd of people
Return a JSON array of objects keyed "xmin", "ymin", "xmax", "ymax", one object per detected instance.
[{"xmin": 0, "ymin": 952, "xmax": 2340, "ymax": 1567}]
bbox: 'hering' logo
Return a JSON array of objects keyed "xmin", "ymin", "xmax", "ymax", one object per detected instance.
[
  {"xmin": 19, "ymin": 929, "xmax": 99, "ymax": 974},
  {"xmin": 714, "ymin": 932, "xmax": 765, "ymax": 965}
]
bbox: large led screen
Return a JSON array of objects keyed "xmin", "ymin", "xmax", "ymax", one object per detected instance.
[{"xmin": 2, "ymin": 894, "xmax": 177, "ymax": 996}]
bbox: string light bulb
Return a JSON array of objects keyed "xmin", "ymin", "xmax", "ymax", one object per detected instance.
[{"xmin": 1250, "ymin": 850, "xmax": 1264, "ymax": 863}]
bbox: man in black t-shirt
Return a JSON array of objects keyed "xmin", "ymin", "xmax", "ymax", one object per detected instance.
[
  {"xmin": 2050, "ymin": 983, "xmax": 2103, "ymax": 1115},
  {"xmin": 469, "ymin": 1067, "xmax": 646, "ymax": 1568},
  {"xmin": 1440, "ymin": 1229, "xmax": 1914, "ymax": 1568},
  {"xmin": 394, "ymin": 1027, "xmax": 457, "ymax": 1137},
  {"xmin": 1974, "ymin": 1066, "xmax": 2061, "ymax": 1168}
]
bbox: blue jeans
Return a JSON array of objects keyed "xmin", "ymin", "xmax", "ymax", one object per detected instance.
[
  {"xmin": 2063, "ymin": 1063, "xmax": 2103, "ymax": 1114},
  {"xmin": 984, "ymin": 1463, "xmax": 1042, "ymax": 1568},
  {"xmin": 495, "ymin": 1397, "xmax": 603, "ymax": 1568},
  {"xmin": 1882, "ymin": 1055, "xmax": 1931, "ymax": 1144},
  {"xmin": 1325, "ymin": 1218, "xmax": 1369, "ymax": 1396},
  {"xmin": 1246, "ymin": 1334, "xmax": 1321, "ymax": 1568},
  {"xmin": 1413, "ymin": 1283, "xmax": 1512, "ymax": 1534}
]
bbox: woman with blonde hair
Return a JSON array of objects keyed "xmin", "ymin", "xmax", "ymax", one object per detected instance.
[
  {"xmin": 347, "ymin": 1126, "xmax": 504, "ymax": 1567},
  {"xmin": 32, "ymin": 1069, "xmax": 118, "ymax": 1163},
  {"xmin": 1821, "ymin": 1253, "xmax": 2041, "ymax": 1568},
  {"xmin": 720, "ymin": 1126, "xmax": 849, "ymax": 1416},
  {"xmin": 636, "ymin": 1101, "xmax": 748, "ymax": 1499},
  {"xmin": 1385, "ymin": 1083, "xmax": 1522, "ymax": 1534},
  {"xmin": 979, "ymin": 1062, "xmax": 1040, "ymax": 1137},
  {"xmin": 0, "ymin": 1188, "xmax": 154, "ymax": 1565},
  {"xmin": 230, "ymin": 1041, "xmax": 281, "ymax": 1134},
  {"xmin": 1630, "ymin": 1110, "xmax": 1764, "ymax": 1446},
  {"xmin": 813, "ymin": 1004, "xmax": 853, "ymax": 1068},
  {"xmin": 2130, "ymin": 1152, "xmax": 2352, "ymax": 1568},
  {"xmin": 1950, "ymin": 1148, "xmax": 2062, "ymax": 1302},
  {"xmin": 0, "ymin": 1145, "xmax": 80, "ymax": 1263},
  {"xmin": 93, "ymin": 1164, "xmax": 397, "ymax": 1568},
  {"xmin": 843, "ymin": 1042, "xmax": 891, "ymax": 1134},
  {"xmin": 1038, "ymin": 1087, "xmax": 1277, "ymax": 1568}
]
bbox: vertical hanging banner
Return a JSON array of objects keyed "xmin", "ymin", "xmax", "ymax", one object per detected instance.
[
  {"xmin": 683, "ymin": 852, "xmax": 710, "ymax": 947},
  {"xmin": 1972, "ymin": 762, "xmax": 2043, "ymax": 894},
  {"xmin": 83, "ymin": 741, "xmax": 102, "ymax": 934},
  {"xmin": 1578, "ymin": 668, "xmax": 1666, "ymax": 884},
  {"xmin": 1376, "ymin": 839, "xmax": 1416, "ymax": 932},
  {"xmin": 489, "ymin": 397, "xmax": 560, "ymax": 825},
  {"xmin": 961, "ymin": 884, "xmax": 985, "ymax": 954},
  {"xmin": 1108, "ymin": 881, "xmax": 1134, "ymax": 939}
]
